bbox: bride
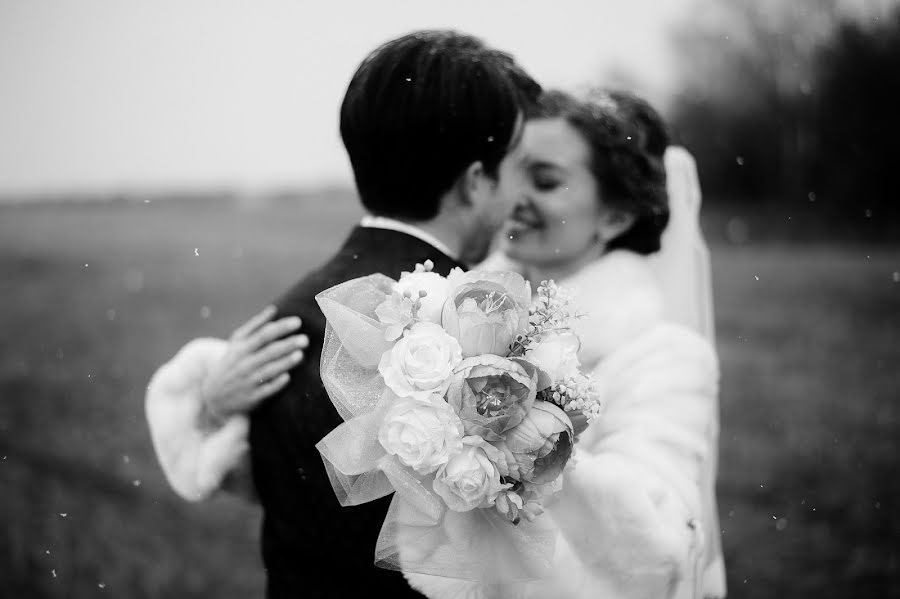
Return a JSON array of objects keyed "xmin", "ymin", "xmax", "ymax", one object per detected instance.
[{"xmin": 146, "ymin": 89, "xmax": 726, "ymax": 599}]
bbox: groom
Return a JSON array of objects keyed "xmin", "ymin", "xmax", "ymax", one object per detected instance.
[{"xmin": 249, "ymin": 31, "xmax": 540, "ymax": 597}]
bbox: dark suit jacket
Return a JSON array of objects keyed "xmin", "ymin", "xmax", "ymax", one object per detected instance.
[{"xmin": 250, "ymin": 226, "xmax": 465, "ymax": 598}]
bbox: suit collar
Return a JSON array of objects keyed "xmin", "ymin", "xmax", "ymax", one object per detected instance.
[
  {"xmin": 339, "ymin": 226, "xmax": 466, "ymax": 275},
  {"xmin": 360, "ymin": 216, "xmax": 457, "ymax": 262}
]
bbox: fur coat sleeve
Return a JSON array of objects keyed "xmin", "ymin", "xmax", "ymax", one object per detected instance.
[{"xmin": 144, "ymin": 338, "xmax": 256, "ymax": 502}]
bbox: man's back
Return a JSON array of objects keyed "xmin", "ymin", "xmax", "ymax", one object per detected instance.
[{"xmin": 249, "ymin": 226, "xmax": 464, "ymax": 598}]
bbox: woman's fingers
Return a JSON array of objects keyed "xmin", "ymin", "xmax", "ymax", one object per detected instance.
[
  {"xmin": 253, "ymin": 350, "xmax": 304, "ymax": 384},
  {"xmin": 245, "ymin": 316, "xmax": 303, "ymax": 352},
  {"xmin": 249, "ymin": 373, "xmax": 292, "ymax": 405},
  {"xmin": 201, "ymin": 310, "xmax": 305, "ymax": 416},
  {"xmin": 231, "ymin": 305, "xmax": 278, "ymax": 340},
  {"xmin": 245, "ymin": 334, "xmax": 309, "ymax": 372}
]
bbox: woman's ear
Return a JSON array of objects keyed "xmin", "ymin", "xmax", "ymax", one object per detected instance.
[{"xmin": 596, "ymin": 209, "xmax": 636, "ymax": 245}]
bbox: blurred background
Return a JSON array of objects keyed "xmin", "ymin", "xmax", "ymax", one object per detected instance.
[{"xmin": 1, "ymin": 1, "xmax": 897, "ymax": 597}]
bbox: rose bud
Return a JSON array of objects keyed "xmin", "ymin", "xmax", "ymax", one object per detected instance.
[{"xmin": 502, "ymin": 401, "xmax": 574, "ymax": 485}]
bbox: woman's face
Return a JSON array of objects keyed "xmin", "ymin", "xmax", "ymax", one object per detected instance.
[{"xmin": 502, "ymin": 117, "xmax": 606, "ymax": 268}]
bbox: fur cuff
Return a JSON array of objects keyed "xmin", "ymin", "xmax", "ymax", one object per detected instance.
[{"xmin": 145, "ymin": 338, "xmax": 250, "ymax": 501}]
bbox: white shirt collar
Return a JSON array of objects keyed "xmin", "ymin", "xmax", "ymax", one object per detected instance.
[{"xmin": 360, "ymin": 215, "xmax": 458, "ymax": 261}]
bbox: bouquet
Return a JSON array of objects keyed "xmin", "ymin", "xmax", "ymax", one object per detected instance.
[{"xmin": 315, "ymin": 261, "xmax": 600, "ymax": 583}]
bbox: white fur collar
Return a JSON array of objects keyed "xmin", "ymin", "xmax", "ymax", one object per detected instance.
[{"xmin": 561, "ymin": 251, "xmax": 665, "ymax": 370}]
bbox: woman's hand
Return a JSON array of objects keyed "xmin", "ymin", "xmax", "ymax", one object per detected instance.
[{"xmin": 200, "ymin": 305, "xmax": 308, "ymax": 423}]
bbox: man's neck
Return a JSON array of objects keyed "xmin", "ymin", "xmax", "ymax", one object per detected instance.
[{"xmin": 409, "ymin": 218, "xmax": 464, "ymax": 262}]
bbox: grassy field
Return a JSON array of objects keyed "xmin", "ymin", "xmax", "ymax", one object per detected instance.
[{"xmin": 1, "ymin": 195, "xmax": 898, "ymax": 598}]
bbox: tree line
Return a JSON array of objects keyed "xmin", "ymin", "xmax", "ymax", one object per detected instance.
[{"xmin": 666, "ymin": 1, "xmax": 899, "ymax": 235}]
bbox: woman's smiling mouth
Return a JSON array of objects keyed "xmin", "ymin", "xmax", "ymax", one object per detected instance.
[{"xmin": 507, "ymin": 207, "xmax": 543, "ymax": 235}]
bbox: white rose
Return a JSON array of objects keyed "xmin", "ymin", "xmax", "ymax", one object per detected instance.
[
  {"xmin": 395, "ymin": 271, "xmax": 452, "ymax": 324},
  {"xmin": 525, "ymin": 332, "xmax": 582, "ymax": 388},
  {"xmin": 378, "ymin": 322, "xmax": 463, "ymax": 400},
  {"xmin": 432, "ymin": 437, "xmax": 507, "ymax": 512},
  {"xmin": 378, "ymin": 394, "xmax": 465, "ymax": 474}
]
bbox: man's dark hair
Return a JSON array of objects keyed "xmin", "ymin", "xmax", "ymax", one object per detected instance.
[
  {"xmin": 530, "ymin": 89, "xmax": 670, "ymax": 255},
  {"xmin": 340, "ymin": 30, "xmax": 541, "ymax": 221}
]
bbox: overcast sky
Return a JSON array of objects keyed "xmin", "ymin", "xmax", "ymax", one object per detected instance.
[
  {"xmin": 0, "ymin": 0, "xmax": 883, "ymax": 196},
  {"xmin": 0, "ymin": 0, "xmax": 700, "ymax": 196}
]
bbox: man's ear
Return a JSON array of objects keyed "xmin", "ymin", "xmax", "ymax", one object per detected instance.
[
  {"xmin": 457, "ymin": 161, "xmax": 491, "ymax": 207},
  {"xmin": 597, "ymin": 209, "xmax": 636, "ymax": 244}
]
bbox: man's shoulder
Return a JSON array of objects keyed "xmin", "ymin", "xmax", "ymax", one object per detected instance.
[
  {"xmin": 273, "ymin": 265, "xmax": 336, "ymax": 322},
  {"xmin": 273, "ymin": 253, "xmax": 369, "ymax": 327},
  {"xmin": 271, "ymin": 226, "xmax": 467, "ymax": 332}
]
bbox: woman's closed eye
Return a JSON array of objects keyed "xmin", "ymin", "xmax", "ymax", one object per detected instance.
[
  {"xmin": 526, "ymin": 161, "xmax": 565, "ymax": 192},
  {"xmin": 528, "ymin": 168, "xmax": 562, "ymax": 192},
  {"xmin": 532, "ymin": 175, "xmax": 560, "ymax": 191}
]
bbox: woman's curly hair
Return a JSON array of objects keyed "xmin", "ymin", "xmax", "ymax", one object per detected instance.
[{"xmin": 528, "ymin": 89, "xmax": 670, "ymax": 255}]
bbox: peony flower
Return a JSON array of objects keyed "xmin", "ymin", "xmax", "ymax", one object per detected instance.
[
  {"xmin": 432, "ymin": 436, "xmax": 510, "ymax": 512},
  {"xmin": 502, "ymin": 401, "xmax": 573, "ymax": 485},
  {"xmin": 395, "ymin": 269, "xmax": 452, "ymax": 325},
  {"xmin": 445, "ymin": 355, "xmax": 537, "ymax": 441},
  {"xmin": 524, "ymin": 331, "xmax": 582, "ymax": 390},
  {"xmin": 378, "ymin": 394, "xmax": 465, "ymax": 475},
  {"xmin": 441, "ymin": 271, "xmax": 531, "ymax": 357},
  {"xmin": 378, "ymin": 322, "xmax": 463, "ymax": 400}
]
